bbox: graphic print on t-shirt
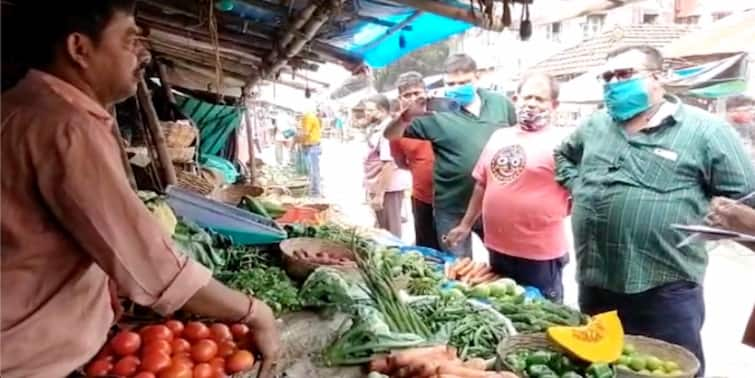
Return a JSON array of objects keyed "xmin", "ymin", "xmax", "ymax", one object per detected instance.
[{"xmin": 490, "ymin": 144, "xmax": 526, "ymax": 184}]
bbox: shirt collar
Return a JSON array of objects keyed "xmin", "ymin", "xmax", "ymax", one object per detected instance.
[
  {"xmin": 27, "ymin": 69, "xmax": 114, "ymax": 122},
  {"xmin": 647, "ymin": 94, "xmax": 683, "ymax": 128}
]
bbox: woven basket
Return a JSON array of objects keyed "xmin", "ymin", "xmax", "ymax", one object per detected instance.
[
  {"xmin": 616, "ymin": 335, "xmax": 699, "ymax": 378},
  {"xmin": 279, "ymin": 237, "xmax": 357, "ymax": 280},
  {"xmin": 162, "ymin": 120, "xmax": 197, "ymax": 148},
  {"xmin": 211, "ymin": 184, "xmax": 265, "ymax": 205},
  {"xmin": 176, "ymin": 170, "xmax": 216, "ymax": 195},
  {"xmin": 168, "ymin": 146, "xmax": 196, "ymax": 163},
  {"xmin": 496, "ymin": 333, "xmax": 570, "ymax": 374}
]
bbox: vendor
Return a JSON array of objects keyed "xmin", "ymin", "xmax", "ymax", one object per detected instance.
[
  {"xmin": 706, "ymin": 196, "xmax": 755, "ymax": 347},
  {"xmin": 1, "ymin": 2, "xmax": 280, "ymax": 377}
]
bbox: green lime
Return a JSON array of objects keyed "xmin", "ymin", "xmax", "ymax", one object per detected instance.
[
  {"xmin": 638, "ymin": 369, "xmax": 652, "ymax": 375},
  {"xmin": 651, "ymin": 369, "xmax": 668, "ymax": 376},
  {"xmin": 623, "ymin": 343, "xmax": 637, "ymax": 355},
  {"xmin": 629, "ymin": 356, "xmax": 647, "ymax": 371},
  {"xmin": 663, "ymin": 361, "xmax": 680, "ymax": 372},
  {"xmin": 616, "ymin": 364, "xmax": 633, "ymax": 372},
  {"xmin": 646, "ymin": 356, "xmax": 663, "ymax": 371},
  {"xmin": 617, "ymin": 355, "xmax": 631, "ymax": 365}
]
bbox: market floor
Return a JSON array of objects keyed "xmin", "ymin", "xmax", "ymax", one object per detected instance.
[{"xmin": 265, "ymin": 138, "xmax": 755, "ymax": 377}]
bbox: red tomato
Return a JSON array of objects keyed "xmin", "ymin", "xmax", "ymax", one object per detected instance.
[
  {"xmin": 208, "ymin": 357, "xmax": 225, "ymax": 371},
  {"xmin": 140, "ymin": 351, "xmax": 171, "ymax": 373},
  {"xmin": 157, "ymin": 363, "xmax": 192, "ymax": 378},
  {"xmin": 183, "ymin": 321, "xmax": 210, "ymax": 341},
  {"xmin": 86, "ymin": 358, "xmax": 113, "ymax": 377},
  {"xmin": 164, "ymin": 320, "xmax": 184, "ymax": 337},
  {"xmin": 95, "ymin": 343, "xmax": 115, "ymax": 361},
  {"xmin": 170, "ymin": 338, "xmax": 191, "ymax": 355},
  {"xmin": 111, "ymin": 330, "xmax": 142, "ymax": 357},
  {"xmin": 143, "ymin": 339, "xmax": 172, "ymax": 357},
  {"xmin": 209, "ymin": 323, "xmax": 233, "ymax": 342},
  {"xmin": 112, "ymin": 355, "xmax": 141, "ymax": 377},
  {"xmin": 133, "ymin": 372, "xmax": 156, "ymax": 378},
  {"xmin": 170, "ymin": 354, "xmax": 194, "ymax": 370},
  {"xmin": 216, "ymin": 340, "xmax": 236, "ymax": 358},
  {"xmin": 225, "ymin": 350, "xmax": 255, "ymax": 373},
  {"xmin": 140, "ymin": 325, "xmax": 174, "ymax": 344},
  {"xmin": 229, "ymin": 324, "xmax": 249, "ymax": 340},
  {"xmin": 191, "ymin": 339, "xmax": 218, "ymax": 363},
  {"xmin": 192, "ymin": 363, "xmax": 214, "ymax": 378}
]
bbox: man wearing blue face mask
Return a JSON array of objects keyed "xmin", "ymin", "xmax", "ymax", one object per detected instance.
[
  {"xmin": 385, "ymin": 54, "xmax": 517, "ymax": 257},
  {"xmin": 555, "ymin": 45, "xmax": 755, "ymax": 376}
]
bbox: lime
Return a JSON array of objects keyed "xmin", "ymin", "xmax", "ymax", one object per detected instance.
[
  {"xmin": 629, "ymin": 356, "xmax": 647, "ymax": 371},
  {"xmin": 651, "ymin": 369, "xmax": 668, "ymax": 376},
  {"xmin": 663, "ymin": 361, "xmax": 680, "ymax": 372},
  {"xmin": 616, "ymin": 364, "xmax": 633, "ymax": 372},
  {"xmin": 638, "ymin": 369, "xmax": 652, "ymax": 375},
  {"xmin": 617, "ymin": 356, "xmax": 631, "ymax": 365},
  {"xmin": 646, "ymin": 356, "xmax": 663, "ymax": 371},
  {"xmin": 623, "ymin": 343, "xmax": 637, "ymax": 355},
  {"xmin": 668, "ymin": 369, "xmax": 683, "ymax": 376}
]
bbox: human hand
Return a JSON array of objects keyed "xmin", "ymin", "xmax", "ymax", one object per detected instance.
[
  {"xmin": 369, "ymin": 193, "xmax": 384, "ymax": 211},
  {"xmin": 706, "ymin": 196, "xmax": 755, "ymax": 234},
  {"xmin": 245, "ymin": 299, "xmax": 282, "ymax": 378},
  {"xmin": 444, "ymin": 224, "xmax": 471, "ymax": 247}
]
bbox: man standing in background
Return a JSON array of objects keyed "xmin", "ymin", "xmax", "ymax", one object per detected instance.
[
  {"xmin": 298, "ymin": 105, "xmax": 322, "ymax": 197},
  {"xmin": 363, "ymin": 94, "xmax": 411, "ymax": 237},
  {"xmin": 385, "ymin": 53, "xmax": 517, "ymax": 257},
  {"xmin": 390, "ymin": 72, "xmax": 440, "ymax": 249}
]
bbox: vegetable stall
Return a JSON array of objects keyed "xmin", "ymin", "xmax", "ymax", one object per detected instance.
[{"xmin": 77, "ymin": 181, "xmax": 701, "ymax": 378}]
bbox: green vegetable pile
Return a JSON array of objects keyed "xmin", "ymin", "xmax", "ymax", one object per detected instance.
[
  {"xmin": 216, "ymin": 265, "xmax": 301, "ymax": 314},
  {"xmin": 503, "ymin": 349, "xmax": 615, "ymax": 378},
  {"xmin": 411, "ymin": 296, "xmax": 511, "ymax": 360},
  {"xmin": 615, "ymin": 343, "xmax": 683, "ymax": 376},
  {"xmin": 372, "ymin": 248, "xmax": 444, "ymax": 297},
  {"xmin": 494, "ymin": 299, "xmax": 588, "ymax": 334}
]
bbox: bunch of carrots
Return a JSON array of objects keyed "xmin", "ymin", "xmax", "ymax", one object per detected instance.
[
  {"xmin": 367, "ymin": 345, "xmax": 517, "ymax": 378},
  {"xmin": 444, "ymin": 258, "xmax": 500, "ymax": 285}
]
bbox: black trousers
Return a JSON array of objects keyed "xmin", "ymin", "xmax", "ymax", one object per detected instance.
[
  {"xmin": 488, "ymin": 251, "xmax": 567, "ymax": 303},
  {"xmin": 411, "ymin": 197, "xmax": 440, "ymax": 250},
  {"xmin": 579, "ymin": 281, "xmax": 705, "ymax": 377}
]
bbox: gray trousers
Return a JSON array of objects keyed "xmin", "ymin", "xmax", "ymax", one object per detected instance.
[{"xmin": 375, "ymin": 191, "xmax": 404, "ymax": 238}]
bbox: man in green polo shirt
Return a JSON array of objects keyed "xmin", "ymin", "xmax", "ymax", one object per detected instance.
[
  {"xmin": 555, "ymin": 45, "xmax": 755, "ymax": 376},
  {"xmin": 385, "ymin": 54, "xmax": 517, "ymax": 257}
]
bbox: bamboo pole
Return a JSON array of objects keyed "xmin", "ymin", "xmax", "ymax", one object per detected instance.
[
  {"xmin": 137, "ymin": 78, "xmax": 177, "ymax": 187},
  {"xmin": 156, "ymin": 60, "xmax": 177, "ymax": 104},
  {"xmin": 244, "ymin": 104, "xmax": 256, "ymax": 184}
]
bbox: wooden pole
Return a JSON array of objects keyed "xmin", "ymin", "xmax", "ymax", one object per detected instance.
[
  {"xmin": 156, "ymin": 60, "xmax": 177, "ymax": 104},
  {"xmin": 137, "ymin": 78, "xmax": 177, "ymax": 187},
  {"xmin": 244, "ymin": 102, "xmax": 256, "ymax": 184}
]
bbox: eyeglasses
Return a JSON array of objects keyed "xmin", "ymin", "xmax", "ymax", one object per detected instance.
[
  {"xmin": 445, "ymin": 78, "xmax": 473, "ymax": 87},
  {"xmin": 598, "ymin": 68, "xmax": 640, "ymax": 83}
]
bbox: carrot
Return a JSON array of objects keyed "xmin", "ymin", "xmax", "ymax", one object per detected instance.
[
  {"xmin": 462, "ymin": 358, "xmax": 487, "ymax": 370},
  {"xmin": 436, "ymin": 375, "xmax": 466, "ymax": 378},
  {"xmin": 436, "ymin": 364, "xmax": 492, "ymax": 378},
  {"xmin": 450, "ymin": 258, "xmax": 471, "ymax": 278},
  {"xmin": 368, "ymin": 356, "xmax": 391, "ymax": 374},
  {"xmin": 469, "ymin": 270, "xmax": 496, "ymax": 285},
  {"xmin": 460, "ymin": 263, "xmax": 485, "ymax": 282},
  {"xmin": 390, "ymin": 345, "xmax": 450, "ymax": 368},
  {"xmin": 455, "ymin": 260, "xmax": 476, "ymax": 278}
]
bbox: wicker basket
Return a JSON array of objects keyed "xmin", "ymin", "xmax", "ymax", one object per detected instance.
[
  {"xmin": 279, "ymin": 237, "xmax": 357, "ymax": 280},
  {"xmin": 168, "ymin": 146, "xmax": 196, "ymax": 163},
  {"xmin": 176, "ymin": 170, "xmax": 216, "ymax": 195},
  {"xmin": 496, "ymin": 333, "xmax": 569, "ymax": 374},
  {"xmin": 211, "ymin": 184, "xmax": 265, "ymax": 205},
  {"xmin": 162, "ymin": 120, "xmax": 197, "ymax": 148},
  {"xmin": 616, "ymin": 335, "xmax": 699, "ymax": 378}
]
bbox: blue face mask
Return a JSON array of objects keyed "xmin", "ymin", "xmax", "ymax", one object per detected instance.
[
  {"xmin": 603, "ymin": 77, "xmax": 651, "ymax": 122},
  {"xmin": 445, "ymin": 83, "xmax": 476, "ymax": 107}
]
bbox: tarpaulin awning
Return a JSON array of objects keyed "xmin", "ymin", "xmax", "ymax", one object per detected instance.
[
  {"xmin": 663, "ymin": 10, "xmax": 755, "ymax": 58},
  {"xmin": 175, "ymin": 93, "xmax": 242, "ymax": 156}
]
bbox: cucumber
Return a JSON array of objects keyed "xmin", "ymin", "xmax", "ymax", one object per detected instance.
[{"xmin": 243, "ymin": 196, "xmax": 271, "ymax": 218}]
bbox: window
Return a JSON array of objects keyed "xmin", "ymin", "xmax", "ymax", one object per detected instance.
[
  {"xmin": 547, "ymin": 22, "xmax": 562, "ymax": 42},
  {"xmin": 582, "ymin": 14, "xmax": 605, "ymax": 38},
  {"xmin": 642, "ymin": 13, "xmax": 658, "ymax": 24}
]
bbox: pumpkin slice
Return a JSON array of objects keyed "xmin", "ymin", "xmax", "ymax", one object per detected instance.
[{"xmin": 547, "ymin": 310, "xmax": 624, "ymax": 363}]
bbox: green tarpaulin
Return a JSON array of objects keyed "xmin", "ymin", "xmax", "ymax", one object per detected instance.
[{"xmin": 175, "ymin": 94, "xmax": 242, "ymax": 156}]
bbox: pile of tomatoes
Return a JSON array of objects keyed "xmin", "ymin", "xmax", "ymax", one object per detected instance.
[{"xmin": 85, "ymin": 320, "xmax": 257, "ymax": 378}]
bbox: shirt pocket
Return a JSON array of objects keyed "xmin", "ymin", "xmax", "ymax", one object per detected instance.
[{"xmin": 626, "ymin": 146, "xmax": 687, "ymax": 193}]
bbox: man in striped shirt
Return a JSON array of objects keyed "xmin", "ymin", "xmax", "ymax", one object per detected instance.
[{"xmin": 555, "ymin": 45, "xmax": 755, "ymax": 376}]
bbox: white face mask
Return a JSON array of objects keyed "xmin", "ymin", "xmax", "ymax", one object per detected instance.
[{"xmin": 517, "ymin": 108, "xmax": 551, "ymax": 131}]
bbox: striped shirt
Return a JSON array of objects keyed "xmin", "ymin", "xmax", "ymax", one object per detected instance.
[{"xmin": 555, "ymin": 96, "xmax": 755, "ymax": 293}]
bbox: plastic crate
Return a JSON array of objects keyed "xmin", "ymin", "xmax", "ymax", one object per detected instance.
[{"xmin": 165, "ymin": 186, "xmax": 287, "ymax": 245}]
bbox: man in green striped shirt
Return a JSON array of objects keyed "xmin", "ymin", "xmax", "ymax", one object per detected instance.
[{"xmin": 555, "ymin": 46, "xmax": 755, "ymax": 376}]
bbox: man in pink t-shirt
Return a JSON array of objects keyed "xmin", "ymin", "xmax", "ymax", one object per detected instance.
[{"xmin": 446, "ymin": 74, "xmax": 571, "ymax": 302}]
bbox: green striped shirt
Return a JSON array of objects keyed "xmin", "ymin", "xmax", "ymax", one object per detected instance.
[{"xmin": 555, "ymin": 96, "xmax": 755, "ymax": 293}]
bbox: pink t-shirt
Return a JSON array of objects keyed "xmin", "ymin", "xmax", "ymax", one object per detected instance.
[{"xmin": 472, "ymin": 126, "xmax": 572, "ymax": 260}]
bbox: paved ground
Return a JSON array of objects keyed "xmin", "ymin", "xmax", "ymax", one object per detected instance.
[{"xmin": 263, "ymin": 138, "xmax": 755, "ymax": 377}]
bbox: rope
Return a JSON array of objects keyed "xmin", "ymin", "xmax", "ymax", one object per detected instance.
[{"xmin": 208, "ymin": 0, "xmax": 224, "ymax": 102}]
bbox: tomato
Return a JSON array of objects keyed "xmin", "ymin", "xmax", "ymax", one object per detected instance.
[
  {"xmin": 156, "ymin": 363, "xmax": 192, "ymax": 378},
  {"xmin": 140, "ymin": 351, "xmax": 171, "ymax": 373},
  {"xmin": 133, "ymin": 372, "xmax": 156, "ymax": 378},
  {"xmin": 140, "ymin": 325, "xmax": 174, "ymax": 343},
  {"xmin": 209, "ymin": 323, "xmax": 233, "ymax": 342},
  {"xmin": 170, "ymin": 338, "xmax": 191, "ymax": 355},
  {"xmin": 142, "ymin": 339, "xmax": 172, "ymax": 358},
  {"xmin": 95, "ymin": 343, "xmax": 115, "ymax": 361},
  {"xmin": 191, "ymin": 339, "xmax": 218, "ymax": 363},
  {"xmin": 111, "ymin": 330, "xmax": 142, "ymax": 357},
  {"xmin": 225, "ymin": 350, "xmax": 255, "ymax": 373},
  {"xmin": 216, "ymin": 340, "xmax": 236, "ymax": 358},
  {"xmin": 86, "ymin": 358, "xmax": 113, "ymax": 377},
  {"xmin": 208, "ymin": 357, "xmax": 225, "ymax": 371},
  {"xmin": 229, "ymin": 324, "xmax": 249, "ymax": 340},
  {"xmin": 112, "ymin": 355, "xmax": 140, "ymax": 377},
  {"xmin": 192, "ymin": 363, "xmax": 214, "ymax": 378},
  {"xmin": 183, "ymin": 321, "xmax": 210, "ymax": 341},
  {"xmin": 170, "ymin": 354, "xmax": 194, "ymax": 370},
  {"xmin": 164, "ymin": 320, "xmax": 184, "ymax": 337}
]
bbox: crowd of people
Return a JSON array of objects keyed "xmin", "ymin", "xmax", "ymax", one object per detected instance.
[{"xmin": 2, "ymin": 1, "xmax": 754, "ymax": 377}]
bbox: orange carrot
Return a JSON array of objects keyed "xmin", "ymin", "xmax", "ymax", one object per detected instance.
[
  {"xmin": 390, "ymin": 345, "xmax": 450, "ymax": 368},
  {"xmin": 462, "ymin": 358, "xmax": 488, "ymax": 371},
  {"xmin": 456, "ymin": 261, "xmax": 476, "ymax": 278},
  {"xmin": 436, "ymin": 364, "xmax": 492, "ymax": 378},
  {"xmin": 368, "ymin": 356, "xmax": 391, "ymax": 374},
  {"xmin": 450, "ymin": 258, "xmax": 471, "ymax": 278}
]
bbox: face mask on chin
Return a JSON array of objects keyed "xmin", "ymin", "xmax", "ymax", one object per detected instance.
[
  {"xmin": 517, "ymin": 108, "xmax": 550, "ymax": 131},
  {"xmin": 603, "ymin": 77, "xmax": 651, "ymax": 122},
  {"xmin": 444, "ymin": 83, "xmax": 476, "ymax": 107}
]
